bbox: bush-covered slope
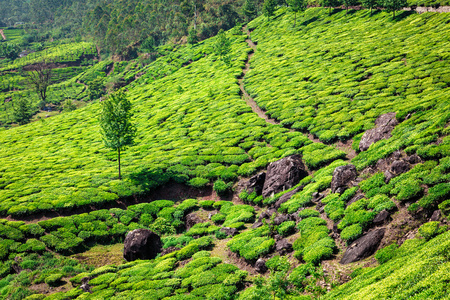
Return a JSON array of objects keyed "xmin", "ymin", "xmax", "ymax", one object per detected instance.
[
  {"xmin": 0, "ymin": 6, "xmax": 449, "ymax": 300},
  {"xmin": 246, "ymin": 8, "xmax": 449, "ymax": 172}
]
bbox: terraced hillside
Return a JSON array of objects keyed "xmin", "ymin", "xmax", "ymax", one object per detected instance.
[{"xmin": 0, "ymin": 7, "xmax": 449, "ymax": 300}]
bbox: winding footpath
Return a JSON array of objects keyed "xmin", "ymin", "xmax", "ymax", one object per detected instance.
[
  {"xmin": 0, "ymin": 29, "xmax": 6, "ymax": 40},
  {"xmin": 238, "ymin": 27, "xmax": 277, "ymax": 125}
]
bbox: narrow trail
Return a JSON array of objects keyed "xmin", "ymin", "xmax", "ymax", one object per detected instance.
[
  {"xmin": 238, "ymin": 27, "xmax": 277, "ymax": 125},
  {"xmin": 240, "ymin": 26, "xmax": 357, "ymax": 160},
  {"xmin": 0, "ymin": 29, "xmax": 6, "ymax": 40}
]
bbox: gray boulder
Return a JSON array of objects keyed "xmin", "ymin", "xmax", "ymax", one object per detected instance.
[
  {"xmin": 331, "ymin": 164, "xmax": 358, "ymax": 194},
  {"xmin": 340, "ymin": 228, "xmax": 385, "ymax": 264},
  {"xmin": 373, "ymin": 210, "xmax": 390, "ymax": 226},
  {"xmin": 359, "ymin": 113, "xmax": 398, "ymax": 151},
  {"xmin": 276, "ymin": 239, "xmax": 293, "ymax": 255},
  {"xmin": 123, "ymin": 229, "xmax": 162, "ymax": 261},
  {"xmin": 255, "ymin": 258, "xmax": 267, "ymax": 273},
  {"xmin": 274, "ymin": 186, "xmax": 302, "ymax": 209},
  {"xmin": 262, "ymin": 155, "xmax": 308, "ymax": 198},
  {"xmin": 220, "ymin": 227, "xmax": 239, "ymax": 237},
  {"xmin": 390, "ymin": 160, "xmax": 410, "ymax": 175},
  {"xmin": 246, "ymin": 172, "xmax": 266, "ymax": 195}
]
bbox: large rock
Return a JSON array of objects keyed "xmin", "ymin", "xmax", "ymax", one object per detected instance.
[
  {"xmin": 246, "ymin": 172, "xmax": 266, "ymax": 195},
  {"xmin": 331, "ymin": 164, "xmax": 358, "ymax": 194},
  {"xmin": 359, "ymin": 113, "xmax": 399, "ymax": 151},
  {"xmin": 255, "ymin": 258, "xmax": 267, "ymax": 273},
  {"xmin": 220, "ymin": 227, "xmax": 239, "ymax": 237},
  {"xmin": 185, "ymin": 213, "xmax": 203, "ymax": 230},
  {"xmin": 340, "ymin": 228, "xmax": 385, "ymax": 264},
  {"xmin": 373, "ymin": 210, "xmax": 390, "ymax": 226},
  {"xmin": 390, "ymin": 160, "xmax": 410, "ymax": 175},
  {"xmin": 276, "ymin": 239, "xmax": 293, "ymax": 255},
  {"xmin": 123, "ymin": 229, "xmax": 162, "ymax": 261},
  {"xmin": 274, "ymin": 186, "xmax": 302, "ymax": 209},
  {"xmin": 262, "ymin": 155, "xmax": 308, "ymax": 198}
]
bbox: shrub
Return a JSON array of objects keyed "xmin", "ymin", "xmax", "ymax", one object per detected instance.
[
  {"xmin": 213, "ymin": 180, "xmax": 229, "ymax": 195},
  {"xmin": 418, "ymin": 221, "xmax": 447, "ymax": 241},
  {"xmin": 45, "ymin": 273, "xmax": 63, "ymax": 287},
  {"xmin": 375, "ymin": 243, "xmax": 398, "ymax": 264},
  {"xmin": 298, "ymin": 208, "xmax": 320, "ymax": 218},
  {"xmin": 177, "ymin": 243, "xmax": 199, "ymax": 260},
  {"xmin": 199, "ymin": 200, "xmax": 215, "ymax": 209},
  {"xmin": 189, "ymin": 177, "xmax": 209, "ymax": 188},
  {"xmin": 340, "ymin": 224, "xmax": 362, "ymax": 243},
  {"xmin": 277, "ymin": 221, "xmax": 296, "ymax": 237},
  {"xmin": 211, "ymin": 213, "xmax": 226, "ymax": 224}
]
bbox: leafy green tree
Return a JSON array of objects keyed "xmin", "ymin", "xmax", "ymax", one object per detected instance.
[
  {"xmin": 287, "ymin": 0, "xmax": 306, "ymax": 27},
  {"xmin": 214, "ymin": 29, "xmax": 232, "ymax": 66},
  {"xmin": 382, "ymin": 0, "xmax": 407, "ymax": 17},
  {"xmin": 12, "ymin": 96, "xmax": 34, "ymax": 125},
  {"xmin": 99, "ymin": 91, "xmax": 136, "ymax": 180},
  {"xmin": 88, "ymin": 77, "xmax": 105, "ymax": 100},
  {"xmin": 342, "ymin": 0, "xmax": 357, "ymax": 11},
  {"xmin": 243, "ymin": 0, "xmax": 257, "ymax": 21},
  {"xmin": 187, "ymin": 28, "xmax": 198, "ymax": 44},
  {"xmin": 263, "ymin": 0, "xmax": 277, "ymax": 19},
  {"xmin": 0, "ymin": 43, "xmax": 20, "ymax": 60},
  {"xmin": 362, "ymin": 0, "xmax": 379, "ymax": 13}
]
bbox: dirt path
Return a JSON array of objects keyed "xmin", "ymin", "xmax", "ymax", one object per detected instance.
[
  {"xmin": 239, "ymin": 27, "xmax": 277, "ymax": 125},
  {"xmin": 0, "ymin": 29, "xmax": 6, "ymax": 40}
]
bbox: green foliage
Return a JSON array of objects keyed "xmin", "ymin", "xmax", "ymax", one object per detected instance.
[
  {"xmin": 382, "ymin": 0, "xmax": 408, "ymax": 17},
  {"xmin": 263, "ymin": 0, "xmax": 278, "ymax": 18},
  {"xmin": 375, "ymin": 243, "xmax": 398, "ymax": 264},
  {"xmin": 293, "ymin": 217, "xmax": 335, "ymax": 264},
  {"xmin": 277, "ymin": 221, "xmax": 296, "ymax": 237},
  {"xmin": 99, "ymin": 91, "xmax": 137, "ymax": 180},
  {"xmin": 228, "ymin": 225, "xmax": 275, "ymax": 260},
  {"xmin": 214, "ymin": 30, "xmax": 232, "ymax": 66},
  {"xmin": 340, "ymin": 223, "xmax": 362, "ymax": 243},
  {"xmin": 418, "ymin": 221, "xmax": 447, "ymax": 241},
  {"xmin": 298, "ymin": 208, "xmax": 320, "ymax": 218},
  {"xmin": 213, "ymin": 180, "xmax": 230, "ymax": 195},
  {"xmin": 44, "ymin": 273, "xmax": 63, "ymax": 286}
]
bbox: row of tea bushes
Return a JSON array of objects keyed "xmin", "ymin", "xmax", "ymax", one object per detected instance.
[
  {"xmin": 0, "ymin": 42, "xmax": 97, "ymax": 71},
  {"xmin": 322, "ymin": 231, "xmax": 450, "ymax": 299},
  {"xmin": 246, "ymin": 8, "xmax": 449, "ymax": 172},
  {"xmin": 38, "ymin": 253, "xmax": 247, "ymax": 300},
  {"xmin": 0, "ymin": 25, "xmax": 342, "ymax": 217},
  {"xmin": 293, "ymin": 217, "xmax": 336, "ymax": 264}
]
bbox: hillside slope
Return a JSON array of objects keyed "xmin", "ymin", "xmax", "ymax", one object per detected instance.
[{"xmin": 0, "ymin": 7, "xmax": 449, "ymax": 300}]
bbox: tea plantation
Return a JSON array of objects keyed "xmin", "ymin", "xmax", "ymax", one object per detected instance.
[{"xmin": 0, "ymin": 6, "xmax": 449, "ymax": 300}]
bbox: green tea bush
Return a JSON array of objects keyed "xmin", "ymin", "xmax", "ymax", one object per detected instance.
[
  {"xmin": 418, "ymin": 221, "xmax": 447, "ymax": 241},
  {"xmin": 293, "ymin": 217, "xmax": 336, "ymax": 264},
  {"xmin": 45, "ymin": 273, "xmax": 63, "ymax": 287},
  {"xmin": 375, "ymin": 243, "xmax": 398, "ymax": 264},
  {"xmin": 227, "ymin": 225, "xmax": 275, "ymax": 261},
  {"xmin": 277, "ymin": 221, "xmax": 296, "ymax": 237},
  {"xmin": 298, "ymin": 208, "xmax": 320, "ymax": 219},
  {"xmin": 340, "ymin": 224, "xmax": 363, "ymax": 244}
]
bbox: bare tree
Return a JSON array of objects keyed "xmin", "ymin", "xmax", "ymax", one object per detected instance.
[{"xmin": 26, "ymin": 60, "xmax": 53, "ymax": 109}]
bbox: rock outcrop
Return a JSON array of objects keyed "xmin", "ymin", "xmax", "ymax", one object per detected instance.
[
  {"xmin": 123, "ymin": 229, "xmax": 162, "ymax": 261},
  {"xmin": 276, "ymin": 239, "xmax": 293, "ymax": 255},
  {"xmin": 262, "ymin": 155, "xmax": 308, "ymax": 198},
  {"xmin": 340, "ymin": 228, "xmax": 385, "ymax": 264},
  {"xmin": 246, "ymin": 172, "xmax": 266, "ymax": 195},
  {"xmin": 331, "ymin": 164, "xmax": 358, "ymax": 194},
  {"xmin": 359, "ymin": 112, "xmax": 398, "ymax": 151}
]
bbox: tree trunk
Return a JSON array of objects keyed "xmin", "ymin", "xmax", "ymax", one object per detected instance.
[
  {"xmin": 118, "ymin": 147, "xmax": 121, "ymax": 180},
  {"xmin": 294, "ymin": 12, "xmax": 296, "ymax": 27}
]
